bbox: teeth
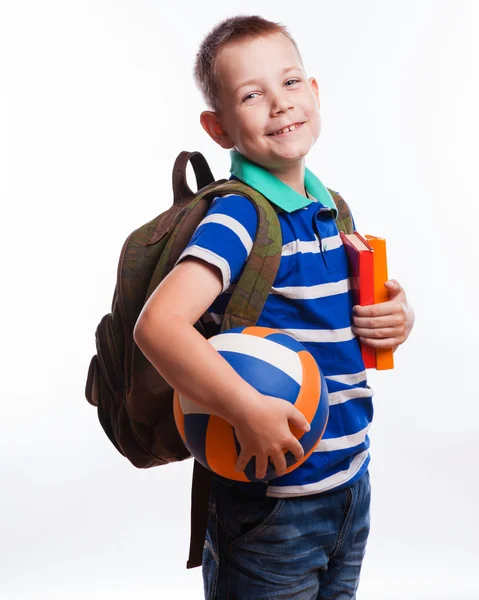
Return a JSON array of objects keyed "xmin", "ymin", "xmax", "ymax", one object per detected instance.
[{"xmin": 271, "ymin": 123, "xmax": 301, "ymax": 136}]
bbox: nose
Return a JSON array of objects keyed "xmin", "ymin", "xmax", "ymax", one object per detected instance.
[{"xmin": 270, "ymin": 90, "xmax": 294, "ymax": 116}]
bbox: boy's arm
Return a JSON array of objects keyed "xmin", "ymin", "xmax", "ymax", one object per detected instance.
[
  {"xmin": 133, "ymin": 257, "xmax": 310, "ymax": 479},
  {"xmin": 133, "ymin": 257, "xmax": 258, "ymax": 425}
]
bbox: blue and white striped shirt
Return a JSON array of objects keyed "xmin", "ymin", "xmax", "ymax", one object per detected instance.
[{"xmin": 177, "ymin": 152, "xmax": 373, "ymax": 497}]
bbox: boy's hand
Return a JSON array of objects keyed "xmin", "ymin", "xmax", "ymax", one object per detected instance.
[
  {"xmin": 233, "ymin": 395, "xmax": 310, "ymax": 480},
  {"xmin": 351, "ymin": 279, "xmax": 415, "ymax": 352}
]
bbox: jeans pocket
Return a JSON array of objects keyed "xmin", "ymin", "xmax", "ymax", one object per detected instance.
[{"xmin": 220, "ymin": 486, "xmax": 286, "ymax": 549}]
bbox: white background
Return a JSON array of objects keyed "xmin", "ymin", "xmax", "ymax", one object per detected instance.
[{"xmin": 1, "ymin": 1, "xmax": 478, "ymax": 598}]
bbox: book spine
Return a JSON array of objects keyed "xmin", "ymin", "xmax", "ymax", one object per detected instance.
[
  {"xmin": 340, "ymin": 232, "xmax": 377, "ymax": 370},
  {"xmin": 358, "ymin": 250, "xmax": 376, "ymax": 369},
  {"xmin": 365, "ymin": 236, "xmax": 394, "ymax": 370}
]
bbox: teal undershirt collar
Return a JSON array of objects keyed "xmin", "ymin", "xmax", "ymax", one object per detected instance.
[{"xmin": 229, "ymin": 149, "xmax": 337, "ymax": 216}]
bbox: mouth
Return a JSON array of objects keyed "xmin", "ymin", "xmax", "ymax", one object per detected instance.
[{"xmin": 266, "ymin": 121, "xmax": 306, "ymax": 137}]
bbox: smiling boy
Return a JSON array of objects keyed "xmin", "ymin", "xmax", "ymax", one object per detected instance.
[{"xmin": 133, "ymin": 15, "xmax": 414, "ymax": 600}]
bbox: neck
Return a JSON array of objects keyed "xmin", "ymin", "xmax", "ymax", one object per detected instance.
[{"xmin": 266, "ymin": 159, "xmax": 306, "ymax": 197}]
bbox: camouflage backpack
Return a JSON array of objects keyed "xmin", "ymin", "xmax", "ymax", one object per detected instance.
[{"xmin": 85, "ymin": 150, "xmax": 354, "ymax": 568}]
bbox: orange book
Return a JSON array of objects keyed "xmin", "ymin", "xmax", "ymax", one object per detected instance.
[
  {"xmin": 364, "ymin": 235, "xmax": 394, "ymax": 370},
  {"xmin": 340, "ymin": 232, "xmax": 376, "ymax": 369}
]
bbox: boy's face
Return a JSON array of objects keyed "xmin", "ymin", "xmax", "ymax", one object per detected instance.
[{"xmin": 201, "ymin": 33, "xmax": 321, "ymax": 172}]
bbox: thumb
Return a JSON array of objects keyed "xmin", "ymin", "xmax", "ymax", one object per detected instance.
[
  {"xmin": 384, "ymin": 279, "xmax": 402, "ymax": 298},
  {"xmin": 289, "ymin": 407, "xmax": 311, "ymax": 433}
]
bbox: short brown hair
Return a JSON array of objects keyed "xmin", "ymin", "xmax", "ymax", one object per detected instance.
[{"xmin": 194, "ymin": 15, "xmax": 302, "ymax": 113}]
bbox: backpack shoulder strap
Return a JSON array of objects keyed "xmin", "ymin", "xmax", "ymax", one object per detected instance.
[
  {"xmin": 202, "ymin": 180, "xmax": 283, "ymax": 331},
  {"xmin": 327, "ymin": 188, "xmax": 355, "ymax": 235}
]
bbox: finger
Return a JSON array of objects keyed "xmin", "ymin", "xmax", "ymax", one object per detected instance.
[
  {"xmin": 353, "ymin": 303, "xmax": 387, "ymax": 318},
  {"xmin": 271, "ymin": 448, "xmax": 287, "ymax": 477},
  {"xmin": 255, "ymin": 455, "xmax": 269, "ymax": 480},
  {"xmin": 286, "ymin": 437, "xmax": 305, "ymax": 463},
  {"xmin": 235, "ymin": 450, "xmax": 252, "ymax": 472},
  {"xmin": 353, "ymin": 301, "xmax": 395, "ymax": 318},
  {"xmin": 359, "ymin": 336, "xmax": 401, "ymax": 349},
  {"xmin": 352, "ymin": 326, "xmax": 404, "ymax": 339},
  {"xmin": 353, "ymin": 314, "xmax": 403, "ymax": 329}
]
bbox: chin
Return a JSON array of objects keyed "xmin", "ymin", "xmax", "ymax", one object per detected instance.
[{"xmin": 275, "ymin": 145, "xmax": 311, "ymax": 162}]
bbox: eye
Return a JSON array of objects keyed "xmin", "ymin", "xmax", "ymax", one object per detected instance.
[
  {"xmin": 243, "ymin": 92, "xmax": 260, "ymax": 102},
  {"xmin": 285, "ymin": 78, "xmax": 301, "ymax": 87}
]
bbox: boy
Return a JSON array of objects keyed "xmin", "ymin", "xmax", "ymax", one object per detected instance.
[{"xmin": 133, "ymin": 15, "xmax": 414, "ymax": 600}]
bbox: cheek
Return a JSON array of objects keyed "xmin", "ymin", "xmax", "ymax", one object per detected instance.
[
  {"xmin": 240, "ymin": 113, "xmax": 264, "ymax": 138},
  {"xmin": 308, "ymin": 106, "xmax": 321, "ymax": 138}
]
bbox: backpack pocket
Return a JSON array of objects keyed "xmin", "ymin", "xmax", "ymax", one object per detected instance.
[
  {"xmin": 95, "ymin": 314, "xmax": 124, "ymax": 393},
  {"xmin": 85, "ymin": 315, "xmax": 131, "ymax": 458},
  {"xmin": 84, "ymin": 353, "xmax": 125, "ymax": 457},
  {"xmin": 85, "ymin": 354, "xmax": 99, "ymax": 406}
]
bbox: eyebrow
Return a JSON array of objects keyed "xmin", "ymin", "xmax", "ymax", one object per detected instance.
[{"xmin": 235, "ymin": 66, "xmax": 302, "ymax": 95}]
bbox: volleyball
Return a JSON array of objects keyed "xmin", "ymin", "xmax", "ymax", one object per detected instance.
[{"xmin": 173, "ymin": 326, "xmax": 329, "ymax": 482}]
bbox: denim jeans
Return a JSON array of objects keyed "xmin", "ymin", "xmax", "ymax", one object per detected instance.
[{"xmin": 202, "ymin": 470, "xmax": 371, "ymax": 600}]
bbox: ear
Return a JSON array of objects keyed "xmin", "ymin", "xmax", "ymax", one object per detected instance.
[
  {"xmin": 308, "ymin": 77, "xmax": 320, "ymax": 109},
  {"xmin": 200, "ymin": 111, "xmax": 235, "ymax": 149}
]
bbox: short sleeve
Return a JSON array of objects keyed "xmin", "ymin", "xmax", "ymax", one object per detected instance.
[{"xmin": 176, "ymin": 194, "xmax": 259, "ymax": 293}]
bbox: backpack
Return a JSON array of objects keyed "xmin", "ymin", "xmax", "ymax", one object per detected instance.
[{"xmin": 84, "ymin": 150, "xmax": 354, "ymax": 568}]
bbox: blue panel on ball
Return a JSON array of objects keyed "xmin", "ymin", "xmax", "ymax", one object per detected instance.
[
  {"xmin": 219, "ymin": 351, "xmax": 300, "ymax": 403},
  {"xmin": 243, "ymin": 456, "xmax": 278, "ymax": 482},
  {"xmin": 183, "ymin": 414, "xmax": 210, "ymax": 470},
  {"xmin": 264, "ymin": 332, "xmax": 307, "ymax": 354},
  {"xmin": 297, "ymin": 369, "xmax": 330, "ymax": 450}
]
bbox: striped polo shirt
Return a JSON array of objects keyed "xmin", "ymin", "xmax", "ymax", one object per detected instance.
[{"xmin": 177, "ymin": 150, "xmax": 373, "ymax": 497}]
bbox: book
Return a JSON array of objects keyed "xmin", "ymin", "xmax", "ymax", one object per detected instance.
[
  {"xmin": 340, "ymin": 231, "xmax": 376, "ymax": 369},
  {"xmin": 364, "ymin": 235, "xmax": 394, "ymax": 370}
]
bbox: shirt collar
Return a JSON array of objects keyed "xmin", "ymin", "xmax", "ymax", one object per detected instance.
[{"xmin": 229, "ymin": 149, "xmax": 337, "ymax": 216}]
